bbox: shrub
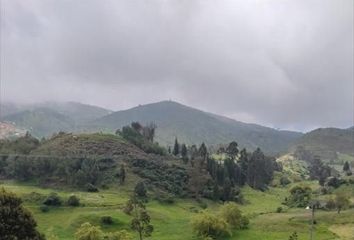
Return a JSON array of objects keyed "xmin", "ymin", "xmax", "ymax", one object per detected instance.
[
  {"xmin": 280, "ymin": 176, "xmax": 291, "ymax": 186},
  {"xmin": 101, "ymin": 216, "xmax": 113, "ymax": 225},
  {"xmin": 191, "ymin": 211, "xmax": 230, "ymax": 238},
  {"xmin": 43, "ymin": 192, "xmax": 62, "ymax": 206},
  {"xmin": 104, "ymin": 230, "xmax": 133, "ymax": 240},
  {"xmin": 276, "ymin": 207, "xmax": 283, "ymax": 213},
  {"xmin": 39, "ymin": 204, "xmax": 50, "ymax": 213},
  {"xmin": 67, "ymin": 195, "xmax": 80, "ymax": 207},
  {"xmin": 219, "ymin": 202, "xmax": 249, "ymax": 229},
  {"xmin": 325, "ymin": 198, "xmax": 336, "ymax": 210},
  {"xmin": 286, "ymin": 185, "xmax": 312, "ymax": 207},
  {"xmin": 75, "ymin": 222, "xmax": 103, "ymax": 240},
  {"xmin": 86, "ymin": 183, "xmax": 99, "ymax": 192}
]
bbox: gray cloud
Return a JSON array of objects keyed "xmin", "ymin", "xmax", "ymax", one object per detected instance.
[{"xmin": 1, "ymin": 0, "xmax": 353, "ymax": 131}]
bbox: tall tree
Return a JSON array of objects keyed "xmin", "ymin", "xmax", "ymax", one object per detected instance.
[
  {"xmin": 181, "ymin": 144, "xmax": 188, "ymax": 163},
  {"xmin": 173, "ymin": 138, "xmax": 179, "ymax": 156},
  {"xmin": 226, "ymin": 141, "xmax": 239, "ymax": 161},
  {"xmin": 125, "ymin": 196, "xmax": 153, "ymax": 240},
  {"xmin": 119, "ymin": 164, "xmax": 126, "ymax": 185},
  {"xmin": 198, "ymin": 143, "xmax": 208, "ymax": 167},
  {"xmin": 0, "ymin": 188, "xmax": 45, "ymax": 240}
]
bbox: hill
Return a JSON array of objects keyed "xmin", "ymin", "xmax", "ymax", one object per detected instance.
[
  {"xmin": 1, "ymin": 102, "xmax": 112, "ymax": 138},
  {"xmin": 93, "ymin": 101, "xmax": 302, "ymax": 154},
  {"xmin": 3, "ymin": 108, "xmax": 76, "ymax": 138},
  {"xmin": 291, "ymin": 127, "xmax": 354, "ymax": 163},
  {"xmin": 31, "ymin": 132, "xmax": 148, "ymax": 160}
]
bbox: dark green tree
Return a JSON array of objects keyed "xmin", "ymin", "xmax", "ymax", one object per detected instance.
[
  {"xmin": 198, "ymin": 143, "xmax": 208, "ymax": 167},
  {"xmin": 119, "ymin": 164, "xmax": 126, "ymax": 185},
  {"xmin": 226, "ymin": 141, "xmax": 239, "ymax": 160},
  {"xmin": 173, "ymin": 138, "xmax": 179, "ymax": 156},
  {"xmin": 181, "ymin": 144, "xmax": 188, "ymax": 163},
  {"xmin": 134, "ymin": 182, "xmax": 147, "ymax": 199},
  {"xmin": 0, "ymin": 188, "xmax": 45, "ymax": 240}
]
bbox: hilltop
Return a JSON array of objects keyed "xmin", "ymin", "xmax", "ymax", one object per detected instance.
[
  {"xmin": 1, "ymin": 102, "xmax": 112, "ymax": 138},
  {"xmin": 93, "ymin": 101, "xmax": 302, "ymax": 154},
  {"xmin": 290, "ymin": 127, "xmax": 354, "ymax": 162}
]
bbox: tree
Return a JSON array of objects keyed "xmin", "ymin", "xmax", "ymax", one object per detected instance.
[
  {"xmin": 191, "ymin": 211, "xmax": 230, "ymax": 238},
  {"xmin": 134, "ymin": 182, "xmax": 147, "ymax": 199},
  {"xmin": 173, "ymin": 138, "xmax": 179, "ymax": 156},
  {"xmin": 309, "ymin": 156, "xmax": 331, "ymax": 186},
  {"xmin": 124, "ymin": 196, "xmax": 153, "ymax": 240},
  {"xmin": 0, "ymin": 188, "xmax": 45, "ymax": 240},
  {"xmin": 219, "ymin": 202, "xmax": 249, "ymax": 229},
  {"xmin": 181, "ymin": 144, "xmax": 188, "ymax": 163},
  {"xmin": 198, "ymin": 143, "xmax": 208, "ymax": 167},
  {"xmin": 75, "ymin": 222, "xmax": 103, "ymax": 240},
  {"xmin": 119, "ymin": 164, "xmax": 126, "ymax": 185},
  {"xmin": 343, "ymin": 161, "xmax": 352, "ymax": 175},
  {"xmin": 286, "ymin": 185, "xmax": 312, "ymax": 207},
  {"xmin": 335, "ymin": 192, "xmax": 350, "ymax": 214},
  {"xmin": 226, "ymin": 141, "xmax": 239, "ymax": 161}
]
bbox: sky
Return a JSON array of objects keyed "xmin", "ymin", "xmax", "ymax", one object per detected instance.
[{"xmin": 1, "ymin": 0, "xmax": 353, "ymax": 132}]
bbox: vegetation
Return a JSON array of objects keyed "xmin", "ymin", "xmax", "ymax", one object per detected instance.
[{"xmin": 0, "ymin": 188, "xmax": 44, "ymax": 240}]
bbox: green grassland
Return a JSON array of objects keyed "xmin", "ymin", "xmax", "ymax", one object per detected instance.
[{"xmin": 2, "ymin": 180, "xmax": 353, "ymax": 240}]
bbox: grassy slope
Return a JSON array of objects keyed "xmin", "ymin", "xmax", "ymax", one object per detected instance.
[
  {"xmin": 2, "ymin": 180, "xmax": 353, "ymax": 240},
  {"xmin": 291, "ymin": 128, "xmax": 354, "ymax": 161}
]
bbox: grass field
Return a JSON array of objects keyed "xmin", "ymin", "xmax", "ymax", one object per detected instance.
[{"xmin": 1, "ymin": 180, "xmax": 354, "ymax": 240}]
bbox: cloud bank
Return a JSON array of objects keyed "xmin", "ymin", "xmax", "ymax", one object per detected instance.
[{"xmin": 1, "ymin": 0, "xmax": 353, "ymax": 131}]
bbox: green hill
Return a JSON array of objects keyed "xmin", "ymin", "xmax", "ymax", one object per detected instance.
[
  {"xmin": 93, "ymin": 101, "xmax": 302, "ymax": 154},
  {"xmin": 31, "ymin": 132, "xmax": 148, "ymax": 160},
  {"xmin": 291, "ymin": 127, "xmax": 354, "ymax": 164},
  {"xmin": 3, "ymin": 108, "xmax": 76, "ymax": 138},
  {"xmin": 1, "ymin": 102, "xmax": 112, "ymax": 138}
]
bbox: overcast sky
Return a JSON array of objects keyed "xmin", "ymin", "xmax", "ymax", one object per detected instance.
[{"xmin": 1, "ymin": 0, "xmax": 353, "ymax": 131}]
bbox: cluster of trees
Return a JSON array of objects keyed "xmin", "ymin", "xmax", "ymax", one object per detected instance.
[
  {"xmin": 286, "ymin": 184, "xmax": 351, "ymax": 214},
  {"xmin": 116, "ymin": 122, "xmax": 165, "ymax": 155},
  {"xmin": 0, "ymin": 154, "xmax": 121, "ymax": 190},
  {"xmin": 130, "ymin": 158, "xmax": 188, "ymax": 196},
  {"xmin": 171, "ymin": 139, "xmax": 278, "ymax": 201},
  {"xmin": 191, "ymin": 202, "xmax": 249, "ymax": 239},
  {"xmin": 308, "ymin": 155, "xmax": 332, "ymax": 186}
]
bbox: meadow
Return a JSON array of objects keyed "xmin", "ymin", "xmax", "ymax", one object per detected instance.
[{"xmin": 2, "ymin": 180, "xmax": 353, "ymax": 240}]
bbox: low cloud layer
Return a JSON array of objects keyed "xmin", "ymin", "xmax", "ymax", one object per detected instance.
[{"xmin": 1, "ymin": 0, "xmax": 353, "ymax": 131}]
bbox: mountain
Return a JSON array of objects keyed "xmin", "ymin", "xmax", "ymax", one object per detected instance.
[
  {"xmin": 3, "ymin": 108, "xmax": 76, "ymax": 138},
  {"xmin": 291, "ymin": 127, "xmax": 354, "ymax": 161},
  {"xmin": 1, "ymin": 102, "xmax": 112, "ymax": 138},
  {"xmin": 93, "ymin": 101, "xmax": 303, "ymax": 154}
]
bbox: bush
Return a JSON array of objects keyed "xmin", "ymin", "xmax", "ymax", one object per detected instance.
[
  {"xmin": 286, "ymin": 185, "xmax": 312, "ymax": 207},
  {"xmin": 39, "ymin": 204, "xmax": 50, "ymax": 213},
  {"xmin": 86, "ymin": 183, "xmax": 99, "ymax": 192},
  {"xmin": 101, "ymin": 216, "xmax": 113, "ymax": 225},
  {"xmin": 276, "ymin": 207, "xmax": 283, "ymax": 213},
  {"xmin": 280, "ymin": 176, "xmax": 291, "ymax": 186},
  {"xmin": 67, "ymin": 195, "xmax": 80, "ymax": 207},
  {"xmin": 325, "ymin": 198, "xmax": 336, "ymax": 210},
  {"xmin": 43, "ymin": 192, "xmax": 62, "ymax": 206},
  {"xmin": 191, "ymin": 211, "xmax": 230, "ymax": 238},
  {"xmin": 219, "ymin": 202, "xmax": 249, "ymax": 229}
]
